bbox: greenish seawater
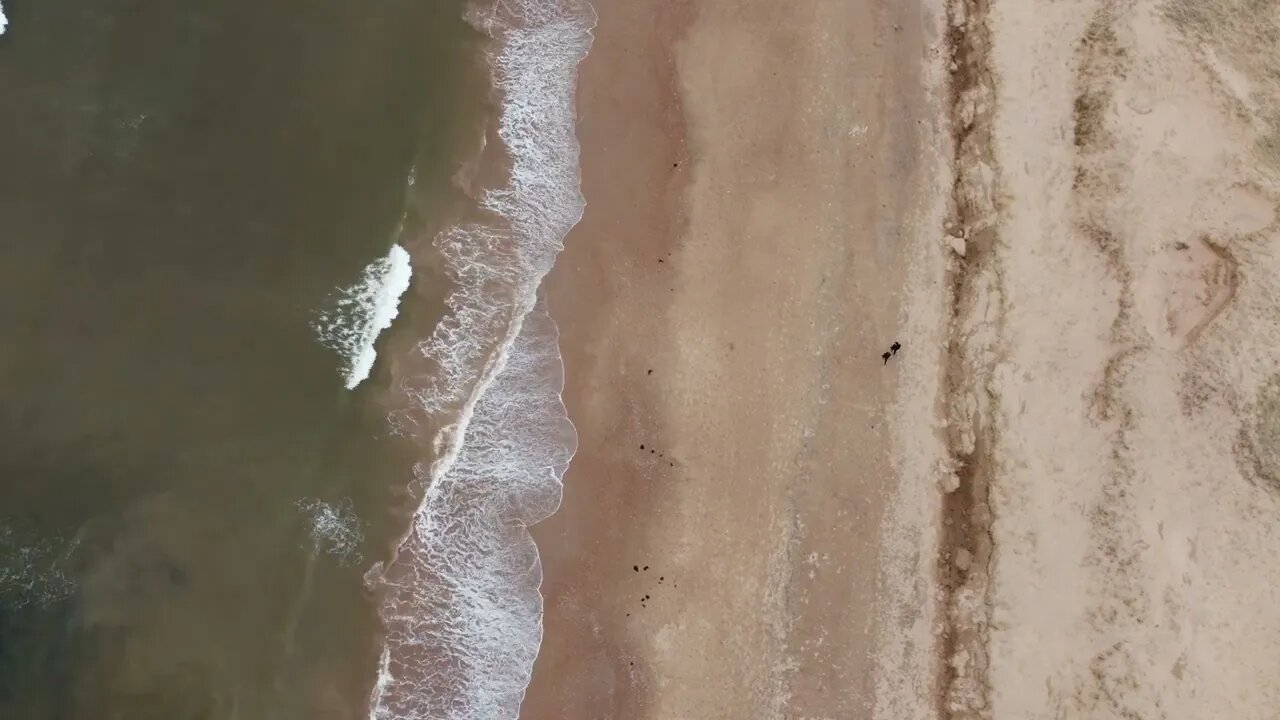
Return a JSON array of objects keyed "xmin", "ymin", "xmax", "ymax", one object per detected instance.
[{"xmin": 0, "ymin": 1, "xmax": 480, "ymax": 717}]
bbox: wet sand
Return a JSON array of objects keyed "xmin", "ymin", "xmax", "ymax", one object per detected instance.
[{"xmin": 523, "ymin": 0, "xmax": 945, "ymax": 717}]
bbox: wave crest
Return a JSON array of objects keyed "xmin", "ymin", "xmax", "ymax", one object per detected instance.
[{"xmin": 313, "ymin": 244, "xmax": 413, "ymax": 390}]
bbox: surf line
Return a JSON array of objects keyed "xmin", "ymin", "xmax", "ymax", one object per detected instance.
[{"xmin": 367, "ymin": 1, "xmax": 597, "ymax": 719}]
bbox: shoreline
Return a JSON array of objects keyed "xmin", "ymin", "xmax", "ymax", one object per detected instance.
[
  {"xmin": 369, "ymin": 1, "xmax": 594, "ymax": 716},
  {"xmin": 524, "ymin": 0, "xmax": 690, "ymax": 714},
  {"xmin": 523, "ymin": 0, "xmax": 946, "ymax": 716}
]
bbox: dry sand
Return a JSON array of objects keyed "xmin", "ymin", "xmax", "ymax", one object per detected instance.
[
  {"xmin": 970, "ymin": 1, "xmax": 1280, "ymax": 717},
  {"xmin": 518, "ymin": 0, "xmax": 1280, "ymax": 718}
]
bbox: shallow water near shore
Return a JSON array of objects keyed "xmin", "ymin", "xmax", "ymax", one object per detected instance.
[
  {"xmin": 0, "ymin": 1, "xmax": 482, "ymax": 717},
  {"xmin": 368, "ymin": 1, "xmax": 593, "ymax": 717}
]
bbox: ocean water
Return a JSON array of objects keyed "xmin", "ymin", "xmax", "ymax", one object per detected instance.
[
  {"xmin": 0, "ymin": 0, "xmax": 500, "ymax": 718},
  {"xmin": 0, "ymin": 0, "xmax": 592, "ymax": 716}
]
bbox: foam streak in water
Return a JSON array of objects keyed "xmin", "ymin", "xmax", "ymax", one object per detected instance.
[
  {"xmin": 296, "ymin": 498, "xmax": 365, "ymax": 566},
  {"xmin": 374, "ymin": 306, "xmax": 575, "ymax": 720},
  {"xmin": 399, "ymin": 0, "xmax": 592, "ymax": 420}
]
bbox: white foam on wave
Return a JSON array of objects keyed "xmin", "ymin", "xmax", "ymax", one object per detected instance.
[
  {"xmin": 373, "ymin": 306, "xmax": 575, "ymax": 720},
  {"xmin": 0, "ymin": 2, "xmax": 7, "ymax": 36},
  {"xmin": 371, "ymin": 0, "xmax": 594, "ymax": 717},
  {"xmin": 395, "ymin": 0, "xmax": 592, "ymax": 422},
  {"xmin": 313, "ymin": 244, "xmax": 413, "ymax": 390}
]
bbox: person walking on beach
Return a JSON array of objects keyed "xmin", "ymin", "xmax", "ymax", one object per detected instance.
[
  {"xmin": 890, "ymin": 341, "xmax": 902, "ymax": 355},
  {"xmin": 882, "ymin": 350, "xmax": 891, "ymax": 365}
]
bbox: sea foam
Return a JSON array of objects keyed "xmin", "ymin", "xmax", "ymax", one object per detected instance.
[
  {"xmin": 0, "ymin": 2, "xmax": 7, "ymax": 36},
  {"xmin": 394, "ymin": 0, "xmax": 592, "ymax": 422},
  {"xmin": 296, "ymin": 497, "xmax": 365, "ymax": 566},
  {"xmin": 0, "ymin": 524, "xmax": 76, "ymax": 609},
  {"xmin": 313, "ymin": 244, "xmax": 413, "ymax": 390},
  {"xmin": 373, "ymin": 305, "xmax": 575, "ymax": 720},
  {"xmin": 370, "ymin": 0, "xmax": 593, "ymax": 718}
]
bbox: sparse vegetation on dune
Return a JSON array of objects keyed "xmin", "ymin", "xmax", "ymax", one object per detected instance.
[
  {"xmin": 1164, "ymin": 0, "xmax": 1280, "ymax": 179},
  {"xmin": 1243, "ymin": 373, "xmax": 1280, "ymax": 494}
]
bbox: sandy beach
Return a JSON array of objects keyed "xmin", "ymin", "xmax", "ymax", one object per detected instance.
[
  {"xmin": 523, "ymin": 0, "xmax": 947, "ymax": 717},
  {"xmin": 520, "ymin": 0, "xmax": 1280, "ymax": 718}
]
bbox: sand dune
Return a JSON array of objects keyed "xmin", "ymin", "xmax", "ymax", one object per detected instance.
[{"xmin": 974, "ymin": 1, "xmax": 1280, "ymax": 717}]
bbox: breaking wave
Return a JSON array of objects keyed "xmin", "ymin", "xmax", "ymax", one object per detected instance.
[{"xmin": 313, "ymin": 244, "xmax": 413, "ymax": 390}]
